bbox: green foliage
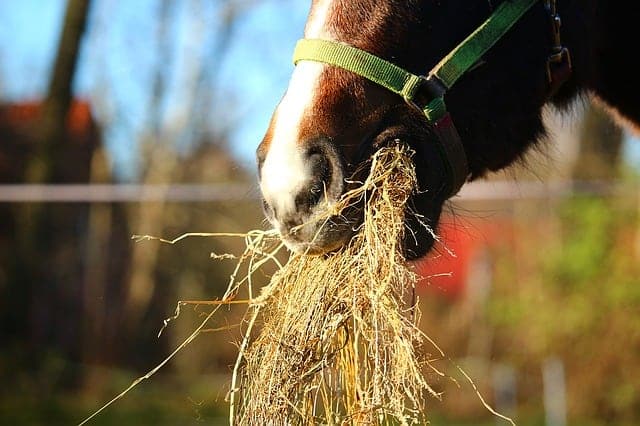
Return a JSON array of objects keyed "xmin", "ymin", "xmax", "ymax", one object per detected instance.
[
  {"xmin": 549, "ymin": 197, "xmax": 614, "ymax": 287},
  {"xmin": 487, "ymin": 196, "xmax": 640, "ymax": 421}
]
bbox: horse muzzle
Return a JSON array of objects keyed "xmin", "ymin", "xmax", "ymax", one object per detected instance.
[{"xmin": 258, "ymin": 136, "xmax": 354, "ymax": 255}]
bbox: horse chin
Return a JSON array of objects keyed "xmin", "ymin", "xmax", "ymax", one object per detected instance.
[
  {"xmin": 269, "ymin": 189, "xmax": 440, "ymax": 259},
  {"xmin": 277, "ymin": 206, "xmax": 439, "ymax": 260},
  {"xmin": 278, "ymin": 215, "xmax": 355, "ymax": 256}
]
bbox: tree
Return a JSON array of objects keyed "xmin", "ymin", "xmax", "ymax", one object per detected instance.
[
  {"xmin": 27, "ymin": 0, "xmax": 92, "ymax": 184},
  {"xmin": 8, "ymin": 0, "xmax": 94, "ymax": 390}
]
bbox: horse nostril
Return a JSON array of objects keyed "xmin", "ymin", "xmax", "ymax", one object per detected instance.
[
  {"xmin": 260, "ymin": 137, "xmax": 342, "ymax": 231},
  {"xmin": 296, "ymin": 148, "xmax": 332, "ymax": 211},
  {"xmin": 295, "ymin": 184, "xmax": 324, "ymax": 213},
  {"xmin": 283, "ymin": 218, "xmax": 301, "ymax": 230},
  {"xmin": 308, "ymin": 149, "xmax": 332, "ymax": 185}
]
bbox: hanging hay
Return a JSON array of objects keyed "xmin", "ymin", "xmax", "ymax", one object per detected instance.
[
  {"xmin": 229, "ymin": 144, "xmax": 442, "ymax": 425},
  {"xmin": 80, "ymin": 144, "xmax": 516, "ymax": 426}
]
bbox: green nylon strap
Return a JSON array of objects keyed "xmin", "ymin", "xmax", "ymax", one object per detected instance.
[
  {"xmin": 293, "ymin": 0, "xmax": 538, "ymax": 112},
  {"xmin": 294, "ymin": 39, "xmax": 446, "ymax": 122},
  {"xmin": 291, "ymin": 0, "xmax": 538, "ymax": 196},
  {"xmin": 293, "ymin": 38, "xmax": 423, "ymax": 103},
  {"xmin": 432, "ymin": 0, "xmax": 538, "ymax": 88},
  {"xmin": 423, "ymin": 97, "xmax": 447, "ymax": 123}
]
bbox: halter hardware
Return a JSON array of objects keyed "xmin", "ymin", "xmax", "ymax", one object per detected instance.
[
  {"xmin": 402, "ymin": 75, "xmax": 447, "ymax": 118},
  {"xmin": 544, "ymin": 0, "xmax": 572, "ymax": 95},
  {"xmin": 293, "ymin": 0, "xmax": 571, "ymax": 197}
]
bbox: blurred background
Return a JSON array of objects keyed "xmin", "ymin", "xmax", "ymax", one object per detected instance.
[{"xmin": 0, "ymin": 1, "xmax": 638, "ymax": 425}]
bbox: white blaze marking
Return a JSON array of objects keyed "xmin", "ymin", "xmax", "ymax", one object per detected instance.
[
  {"xmin": 306, "ymin": 0, "xmax": 333, "ymax": 39},
  {"xmin": 260, "ymin": 62, "xmax": 324, "ymax": 217},
  {"xmin": 260, "ymin": 0, "xmax": 334, "ymax": 220}
]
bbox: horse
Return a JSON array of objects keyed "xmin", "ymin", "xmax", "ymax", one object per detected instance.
[{"xmin": 256, "ymin": 0, "xmax": 640, "ymax": 259}]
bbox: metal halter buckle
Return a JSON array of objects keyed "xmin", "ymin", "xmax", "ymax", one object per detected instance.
[
  {"xmin": 544, "ymin": 0, "xmax": 572, "ymax": 95},
  {"xmin": 546, "ymin": 47, "xmax": 572, "ymax": 83},
  {"xmin": 404, "ymin": 75, "xmax": 447, "ymax": 113}
]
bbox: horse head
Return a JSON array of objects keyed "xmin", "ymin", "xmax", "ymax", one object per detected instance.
[{"xmin": 256, "ymin": 0, "xmax": 582, "ymax": 258}]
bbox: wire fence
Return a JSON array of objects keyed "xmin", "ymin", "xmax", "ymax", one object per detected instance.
[
  {"xmin": 0, "ymin": 183, "xmax": 259, "ymax": 202},
  {"xmin": 0, "ymin": 180, "xmax": 636, "ymax": 202}
]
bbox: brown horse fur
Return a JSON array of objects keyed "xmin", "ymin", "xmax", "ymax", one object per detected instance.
[{"xmin": 257, "ymin": 0, "xmax": 640, "ymax": 258}]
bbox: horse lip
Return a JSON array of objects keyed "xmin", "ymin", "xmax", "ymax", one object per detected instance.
[
  {"xmin": 279, "ymin": 132, "xmax": 409, "ymax": 255},
  {"xmin": 278, "ymin": 212, "xmax": 356, "ymax": 255}
]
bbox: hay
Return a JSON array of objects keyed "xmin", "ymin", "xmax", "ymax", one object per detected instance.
[
  {"xmin": 230, "ymin": 145, "xmax": 442, "ymax": 425},
  {"xmin": 80, "ymin": 144, "xmax": 515, "ymax": 426}
]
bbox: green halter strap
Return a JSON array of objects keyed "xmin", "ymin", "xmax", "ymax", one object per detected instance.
[{"xmin": 292, "ymin": 0, "xmax": 538, "ymax": 197}]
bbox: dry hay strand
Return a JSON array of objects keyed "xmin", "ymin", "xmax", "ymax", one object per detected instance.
[
  {"xmin": 80, "ymin": 145, "xmax": 515, "ymax": 426},
  {"xmin": 231, "ymin": 145, "xmax": 442, "ymax": 425}
]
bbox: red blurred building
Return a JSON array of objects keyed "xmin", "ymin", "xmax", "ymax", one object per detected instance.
[
  {"xmin": 414, "ymin": 217, "xmax": 514, "ymax": 300},
  {"xmin": 0, "ymin": 100, "xmax": 99, "ymax": 183}
]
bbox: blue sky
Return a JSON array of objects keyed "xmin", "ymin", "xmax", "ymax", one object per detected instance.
[
  {"xmin": 0, "ymin": 0, "xmax": 638, "ymax": 180},
  {"xmin": 0, "ymin": 0, "xmax": 308, "ymax": 179}
]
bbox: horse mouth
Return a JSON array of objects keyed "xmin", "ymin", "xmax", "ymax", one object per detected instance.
[
  {"xmin": 261, "ymin": 124, "xmax": 426, "ymax": 256},
  {"xmin": 269, "ymin": 135, "xmax": 400, "ymax": 256},
  {"xmin": 280, "ymin": 221, "xmax": 351, "ymax": 255},
  {"xmin": 269, "ymin": 201, "xmax": 360, "ymax": 255}
]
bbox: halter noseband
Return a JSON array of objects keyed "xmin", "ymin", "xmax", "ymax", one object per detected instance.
[{"xmin": 293, "ymin": 0, "xmax": 571, "ymax": 198}]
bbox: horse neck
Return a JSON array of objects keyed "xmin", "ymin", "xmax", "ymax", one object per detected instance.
[{"xmin": 558, "ymin": 1, "xmax": 640, "ymax": 127}]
